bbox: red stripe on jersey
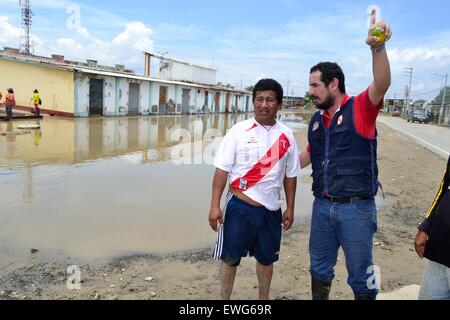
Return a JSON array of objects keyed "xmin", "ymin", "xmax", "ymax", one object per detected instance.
[
  {"xmin": 246, "ymin": 123, "xmax": 258, "ymax": 132},
  {"xmin": 231, "ymin": 133, "xmax": 291, "ymax": 192}
]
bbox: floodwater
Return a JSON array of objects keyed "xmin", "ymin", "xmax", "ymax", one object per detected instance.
[{"xmin": 0, "ymin": 114, "xmax": 313, "ymax": 266}]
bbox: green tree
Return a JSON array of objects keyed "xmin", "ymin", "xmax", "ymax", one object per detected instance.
[
  {"xmin": 433, "ymin": 87, "xmax": 450, "ymax": 104},
  {"xmin": 245, "ymin": 86, "xmax": 254, "ymax": 92}
]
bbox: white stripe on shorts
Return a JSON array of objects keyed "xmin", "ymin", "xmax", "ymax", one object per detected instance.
[{"xmin": 212, "ymin": 192, "xmax": 233, "ymax": 260}]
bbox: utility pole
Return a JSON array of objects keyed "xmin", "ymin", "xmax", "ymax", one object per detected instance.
[
  {"xmin": 439, "ymin": 73, "xmax": 448, "ymax": 125},
  {"xmin": 286, "ymin": 74, "xmax": 290, "ymax": 107},
  {"xmin": 404, "ymin": 67, "xmax": 413, "ymax": 114},
  {"xmin": 19, "ymin": 0, "xmax": 34, "ymax": 55}
]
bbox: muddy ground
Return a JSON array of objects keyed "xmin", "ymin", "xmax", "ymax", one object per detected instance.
[{"xmin": 0, "ymin": 120, "xmax": 447, "ymax": 300}]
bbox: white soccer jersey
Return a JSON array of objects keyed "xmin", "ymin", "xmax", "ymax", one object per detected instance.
[{"xmin": 214, "ymin": 118, "xmax": 301, "ymax": 211}]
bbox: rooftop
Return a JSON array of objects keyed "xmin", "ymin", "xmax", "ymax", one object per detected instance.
[{"xmin": 0, "ymin": 47, "xmax": 251, "ymax": 94}]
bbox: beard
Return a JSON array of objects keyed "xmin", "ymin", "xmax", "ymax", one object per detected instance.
[{"xmin": 313, "ymin": 94, "xmax": 335, "ymax": 111}]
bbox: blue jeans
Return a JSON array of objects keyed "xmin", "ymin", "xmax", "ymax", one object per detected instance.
[
  {"xmin": 309, "ymin": 197, "xmax": 378, "ymax": 297},
  {"xmin": 419, "ymin": 259, "xmax": 450, "ymax": 300},
  {"xmin": 5, "ymin": 104, "xmax": 13, "ymax": 118}
]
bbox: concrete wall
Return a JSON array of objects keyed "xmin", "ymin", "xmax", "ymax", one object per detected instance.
[
  {"xmin": 74, "ymin": 74, "xmax": 90, "ymax": 117},
  {"xmin": 160, "ymin": 61, "xmax": 216, "ymax": 85},
  {"xmin": 140, "ymin": 82, "xmax": 150, "ymax": 115},
  {"xmin": 103, "ymin": 77, "xmax": 116, "ymax": 117},
  {"xmin": 0, "ymin": 59, "xmax": 75, "ymax": 116},
  {"xmin": 117, "ymin": 78, "xmax": 129, "ymax": 116}
]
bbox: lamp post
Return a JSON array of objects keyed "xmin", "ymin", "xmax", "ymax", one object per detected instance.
[
  {"xmin": 286, "ymin": 74, "xmax": 290, "ymax": 107},
  {"xmin": 404, "ymin": 67, "xmax": 413, "ymax": 115},
  {"xmin": 240, "ymin": 74, "xmax": 247, "ymax": 90}
]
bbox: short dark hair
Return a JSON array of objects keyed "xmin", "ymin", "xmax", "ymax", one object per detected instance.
[
  {"xmin": 253, "ymin": 79, "xmax": 284, "ymax": 104},
  {"xmin": 310, "ymin": 62, "xmax": 346, "ymax": 94}
]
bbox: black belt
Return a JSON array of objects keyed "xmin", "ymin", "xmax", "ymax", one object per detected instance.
[{"xmin": 323, "ymin": 196, "xmax": 373, "ymax": 204}]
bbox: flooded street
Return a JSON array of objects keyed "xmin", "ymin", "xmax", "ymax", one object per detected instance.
[{"xmin": 0, "ymin": 114, "xmax": 313, "ymax": 267}]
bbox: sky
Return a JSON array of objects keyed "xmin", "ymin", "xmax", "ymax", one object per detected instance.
[{"xmin": 0, "ymin": 0, "xmax": 449, "ymax": 102}]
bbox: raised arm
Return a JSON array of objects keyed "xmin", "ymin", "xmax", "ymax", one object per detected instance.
[{"xmin": 366, "ymin": 9, "xmax": 392, "ymax": 106}]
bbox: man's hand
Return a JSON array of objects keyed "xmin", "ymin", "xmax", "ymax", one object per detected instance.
[
  {"xmin": 366, "ymin": 9, "xmax": 392, "ymax": 48},
  {"xmin": 209, "ymin": 207, "xmax": 223, "ymax": 232},
  {"xmin": 300, "ymin": 149, "xmax": 311, "ymax": 169},
  {"xmin": 282, "ymin": 208, "xmax": 294, "ymax": 232},
  {"xmin": 414, "ymin": 230, "xmax": 428, "ymax": 259}
]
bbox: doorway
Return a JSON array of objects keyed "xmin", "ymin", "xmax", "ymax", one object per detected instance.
[{"xmin": 89, "ymin": 79, "xmax": 104, "ymax": 116}]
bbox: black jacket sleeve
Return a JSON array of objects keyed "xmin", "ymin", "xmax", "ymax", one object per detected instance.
[{"xmin": 419, "ymin": 156, "xmax": 450, "ymax": 234}]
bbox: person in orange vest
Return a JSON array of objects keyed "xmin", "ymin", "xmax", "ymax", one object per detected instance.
[
  {"xmin": 32, "ymin": 89, "xmax": 41, "ymax": 117},
  {"xmin": 5, "ymin": 88, "xmax": 15, "ymax": 119}
]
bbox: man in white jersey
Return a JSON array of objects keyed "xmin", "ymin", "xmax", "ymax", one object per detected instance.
[{"xmin": 209, "ymin": 79, "xmax": 301, "ymax": 300}]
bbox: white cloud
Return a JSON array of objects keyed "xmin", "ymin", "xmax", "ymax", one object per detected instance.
[
  {"xmin": 112, "ymin": 21, "xmax": 154, "ymax": 52},
  {"xmin": 0, "ymin": 16, "xmax": 21, "ymax": 45},
  {"xmin": 76, "ymin": 27, "xmax": 92, "ymax": 39},
  {"xmin": 153, "ymin": 23, "xmax": 207, "ymax": 41},
  {"xmin": 49, "ymin": 21, "xmax": 154, "ymax": 72},
  {"xmin": 389, "ymin": 47, "xmax": 450, "ymax": 65}
]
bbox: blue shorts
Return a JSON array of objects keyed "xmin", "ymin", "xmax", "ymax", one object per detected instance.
[{"xmin": 212, "ymin": 194, "xmax": 282, "ymax": 266}]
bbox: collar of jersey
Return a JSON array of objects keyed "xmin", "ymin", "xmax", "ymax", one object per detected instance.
[{"xmin": 253, "ymin": 118, "xmax": 279, "ymax": 131}]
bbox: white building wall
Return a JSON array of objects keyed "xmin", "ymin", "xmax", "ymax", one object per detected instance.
[
  {"xmin": 219, "ymin": 92, "xmax": 225, "ymax": 113},
  {"xmin": 167, "ymin": 84, "xmax": 176, "ymax": 113},
  {"xmin": 166, "ymin": 84, "xmax": 176, "ymax": 103},
  {"xmin": 230, "ymin": 94, "xmax": 236, "ymax": 112},
  {"xmin": 197, "ymin": 90, "xmax": 205, "ymax": 112},
  {"xmin": 140, "ymin": 82, "xmax": 150, "ymax": 115},
  {"xmin": 161, "ymin": 61, "xmax": 216, "ymax": 85},
  {"xmin": 118, "ymin": 79, "xmax": 129, "ymax": 116},
  {"xmin": 248, "ymin": 94, "xmax": 254, "ymax": 112},
  {"xmin": 174, "ymin": 85, "xmax": 182, "ymax": 114},
  {"xmin": 104, "ymin": 77, "xmax": 116, "ymax": 116},
  {"xmin": 75, "ymin": 75, "xmax": 90, "ymax": 117},
  {"xmin": 206, "ymin": 90, "xmax": 213, "ymax": 112},
  {"xmin": 75, "ymin": 71, "xmax": 252, "ymax": 116},
  {"xmin": 192, "ymin": 67, "xmax": 216, "ymax": 85},
  {"xmin": 150, "ymin": 82, "xmax": 159, "ymax": 114}
]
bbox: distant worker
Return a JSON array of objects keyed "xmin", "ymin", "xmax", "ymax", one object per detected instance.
[
  {"xmin": 5, "ymin": 88, "xmax": 15, "ymax": 119},
  {"xmin": 415, "ymin": 155, "xmax": 450, "ymax": 300},
  {"xmin": 32, "ymin": 89, "xmax": 41, "ymax": 117}
]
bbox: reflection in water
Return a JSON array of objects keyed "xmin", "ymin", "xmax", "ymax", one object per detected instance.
[{"xmin": 0, "ymin": 114, "xmax": 311, "ymax": 265}]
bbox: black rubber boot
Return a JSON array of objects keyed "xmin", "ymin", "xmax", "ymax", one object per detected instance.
[
  {"xmin": 354, "ymin": 294, "xmax": 376, "ymax": 300},
  {"xmin": 311, "ymin": 277, "xmax": 332, "ymax": 300}
]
